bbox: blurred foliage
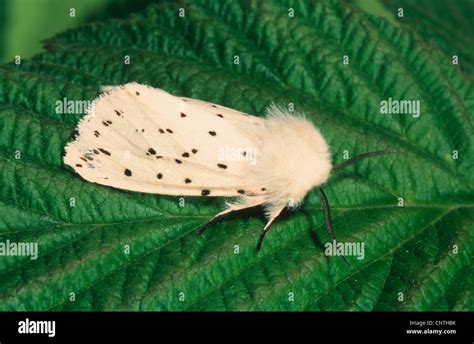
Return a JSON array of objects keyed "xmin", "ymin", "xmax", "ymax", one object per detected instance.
[{"xmin": 0, "ymin": 0, "xmax": 155, "ymax": 63}]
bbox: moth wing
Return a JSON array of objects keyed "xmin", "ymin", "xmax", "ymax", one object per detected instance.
[
  {"xmin": 180, "ymin": 97, "xmax": 264, "ymax": 126},
  {"xmin": 64, "ymin": 83, "xmax": 266, "ymax": 197}
]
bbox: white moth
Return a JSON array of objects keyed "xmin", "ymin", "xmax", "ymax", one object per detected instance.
[{"xmin": 64, "ymin": 82, "xmax": 390, "ymax": 251}]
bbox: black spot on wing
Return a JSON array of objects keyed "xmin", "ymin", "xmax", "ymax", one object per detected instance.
[
  {"xmin": 217, "ymin": 163, "xmax": 227, "ymax": 169},
  {"xmin": 237, "ymin": 189, "xmax": 245, "ymax": 194},
  {"xmin": 180, "ymin": 112, "xmax": 186, "ymax": 118},
  {"xmin": 175, "ymin": 159, "xmax": 182, "ymax": 164},
  {"xmin": 191, "ymin": 149, "xmax": 198, "ymax": 154},
  {"xmin": 182, "ymin": 152, "xmax": 189, "ymax": 158},
  {"xmin": 148, "ymin": 148, "xmax": 156, "ymax": 155},
  {"xmin": 98, "ymin": 148, "xmax": 111, "ymax": 156},
  {"xmin": 208, "ymin": 131, "xmax": 216, "ymax": 136},
  {"xmin": 216, "ymin": 114, "xmax": 224, "ymax": 118},
  {"xmin": 184, "ymin": 178, "xmax": 192, "ymax": 184},
  {"xmin": 157, "ymin": 173, "xmax": 163, "ymax": 179},
  {"xmin": 201, "ymin": 189, "xmax": 210, "ymax": 196},
  {"xmin": 166, "ymin": 128, "xmax": 173, "ymax": 134},
  {"xmin": 124, "ymin": 169, "xmax": 132, "ymax": 176}
]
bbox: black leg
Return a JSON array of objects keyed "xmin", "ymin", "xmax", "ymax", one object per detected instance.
[
  {"xmin": 255, "ymin": 208, "xmax": 284, "ymax": 252},
  {"xmin": 197, "ymin": 204, "xmax": 260, "ymax": 235},
  {"xmin": 196, "ymin": 211, "xmax": 231, "ymax": 235},
  {"xmin": 256, "ymin": 230, "xmax": 268, "ymax": 252}
]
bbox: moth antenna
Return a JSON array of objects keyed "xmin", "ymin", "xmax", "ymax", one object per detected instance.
[
  {"xmin": 333, "ymin": 149, "xmax": 398, "ymax": 170},
  {"xmin": 317, "ymin": 187, "xmax": 350, "ymax": 267}
]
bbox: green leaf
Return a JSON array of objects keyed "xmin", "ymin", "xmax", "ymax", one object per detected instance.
[
  {"xmin": 381, "ymin": 0, "xmax": 474, "ymax": 77},
  {"xmin": 0, "ymin": 0, "xmax": 472, "ymax": 311}
]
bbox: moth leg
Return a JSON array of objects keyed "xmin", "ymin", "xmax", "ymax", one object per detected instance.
[
  {"xmin": 197, "ymin": 202, "xmax": 258, "ymax": 235},
  {"xmin": 256, "ymin": 206, "xmax": 285, "ymax": 252}
]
